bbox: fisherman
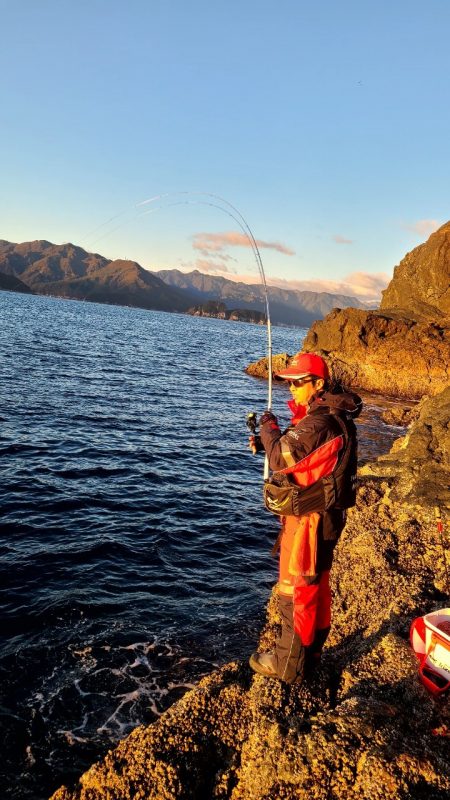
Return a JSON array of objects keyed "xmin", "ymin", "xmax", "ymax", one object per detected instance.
[{"xmin": 249, "ymin": 352, "xmax": 362, "ymax": 684}]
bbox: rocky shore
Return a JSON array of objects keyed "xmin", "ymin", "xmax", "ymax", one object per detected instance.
[
  {"xmin": 301, "ymin": 223, "xmax": 450, "ymax": 400},
  {"xmin": 51, "ymin": 386, "xmax": 450, "ymax": 800},
  {"xmin": 50, "ymin": 225, "xmax": 449, "ymax": 800},
  {"xmin": 302, "ymin": 308, "xmax": 449, "ymax": 399}
]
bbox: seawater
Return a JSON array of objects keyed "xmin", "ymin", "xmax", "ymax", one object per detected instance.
[{"xmin": 0, "ymin": 291, "xmax": 405, "ymax": 799}]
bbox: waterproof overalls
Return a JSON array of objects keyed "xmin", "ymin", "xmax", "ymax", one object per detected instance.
[{"xmin": 260, "ymin": 390, "xmax": 361, "ymax": 683}]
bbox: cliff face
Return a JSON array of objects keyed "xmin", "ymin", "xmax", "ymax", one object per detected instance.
[
  {"xmin": 247, "ymin": 224, "xmax": 450, "ymax": 399},
  {"xmin": 381, "ymin": 221, "xmax": 450, "ymax": 320},
  {"xmin": 302, "ymin": 307, "xmax": 449, "ymax": 399},
  {"xmin": 300, "ymin": 223, "xmax": 450, "ymax": 399},
  {"xmin": 51, "ymin": 389, "xmax": 450, "ymax": 800}
]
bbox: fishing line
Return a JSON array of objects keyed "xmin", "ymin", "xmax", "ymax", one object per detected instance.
[
  {"xmin": 85, "ymin": 191, "xmax": 273, "ymax": 478},
  {"xmin": 136, "ymin": 191, "xmax": 273, "ymax": 407},
  {"xmin": 138, "ymin": 195, "xmax": 273, "ymax": 479}
]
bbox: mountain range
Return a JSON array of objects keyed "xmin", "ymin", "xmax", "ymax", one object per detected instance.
[
  {"xmin": 155, "ymin": 269, "xmax": 365, "ymax": 325},
  {"xmin": 0, "ymin": 239, "xmax": 365, "ymax": 325}
]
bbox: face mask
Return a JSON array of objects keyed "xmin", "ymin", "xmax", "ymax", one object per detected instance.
[{"xmin": 287, "ymin": 398, "xmax": 307, "ymax": 424}]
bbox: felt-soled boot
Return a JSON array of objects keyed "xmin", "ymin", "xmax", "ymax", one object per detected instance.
[{"xmin": 249, "ymin": 651, "xmax": 279, "ymax": 679}]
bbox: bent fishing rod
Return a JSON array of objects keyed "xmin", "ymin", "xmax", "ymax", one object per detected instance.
[
  {"xmin": 136, "ymin": 191, "xmax": 273, "ymax": 412},
  {"xmin": 85, "ymin": 191, "xmax": 273, "ymax": 478}
]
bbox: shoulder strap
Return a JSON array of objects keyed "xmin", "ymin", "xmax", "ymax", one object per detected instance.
[{"xmin": 330, "ymin": 414, "xmax": 352, "ymax": 475}]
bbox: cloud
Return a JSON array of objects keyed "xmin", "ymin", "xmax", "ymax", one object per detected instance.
[
  {"xmin": 193, "ymin": 250, "xmax": 237, "ymax": 263},
  {"xmin": 265, "ymin": 270, "xmax": 391, "ymax": 302},
  {"xmin": 195, "ymin": 259, "xmax": 236, "ymax": 274},
  {"xmin": 192, "ymin": 231, "xmax": 295, "ymax": 256},
  {"xmin": 402, "ymin": 219, "xmax": 442, "ymax": 237},
  {"xmin": 175, "ymin": 255, "xmax": 391, "ymax": 303},
  {"xmin": 333, "ymin": 234, "xmax": 353, "ymax": 245}
]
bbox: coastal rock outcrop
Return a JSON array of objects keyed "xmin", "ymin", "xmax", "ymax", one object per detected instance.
[
  {"xmin": 381, "ymin": 395, "xmax": 428, "ymax": 426},
  {"xmin": 302, "ymin": 308, "xmax": 449, "ymax": 399},
  {"xmin": 51, "ymin": 388, "xmax": 450, "ymax": 800},
  {"xmin": 298, "ymin": 223, "xmax": 450, "ymax": 399},
  {"xmin": 246, "ymin": 308, "xmax": 450, "ymax": 398},
  {"xmin": 187, "ymin": 300, "xmax": 266, "ymax": 324},
  {"xmin": 380, "ymin": 221, "xmax": 450, "ymax": 320},
  {"xmin": 245, "ymin": 352, "xmax": 292, "ymax": 380}
]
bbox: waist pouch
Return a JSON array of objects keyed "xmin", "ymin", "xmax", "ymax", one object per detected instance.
[{"xmin": 263, "ymin": 474, "xmax": 328, "ymax": 517}]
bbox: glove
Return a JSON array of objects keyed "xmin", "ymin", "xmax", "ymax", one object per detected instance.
[
  {"xmin": 248, "ymin": 434, "xmax": 264, "ymax": 454},
  {"xmin": 259, "ymin": 410, "xmax": 278, "ymax": 428}
]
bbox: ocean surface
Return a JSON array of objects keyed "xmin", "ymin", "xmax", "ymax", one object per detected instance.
[{"xmin": 0, "ymin": 291, "xmax": 408, "ymax": 799}]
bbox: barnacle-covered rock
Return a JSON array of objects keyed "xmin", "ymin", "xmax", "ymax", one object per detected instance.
[{"xmin": 51, "ymin": 390, "xmax": 450, "ymax": 799}]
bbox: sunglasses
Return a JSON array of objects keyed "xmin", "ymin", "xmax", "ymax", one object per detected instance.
[{"xmin": 289, "ymin": 376, "xmax": 315, "ymax": 388}]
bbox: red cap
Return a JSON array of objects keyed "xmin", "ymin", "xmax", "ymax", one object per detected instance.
[{"xmin": 276, "ymin": 352, "xmax": 330, "ymax": 380}]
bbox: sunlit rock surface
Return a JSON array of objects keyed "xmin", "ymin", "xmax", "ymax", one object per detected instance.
[
  {"xmin": 51, "ymin": 389, "xmax": 450, "ymax": 800},
  {"xmin": 302, "ymin": 308, "xmax": 449, "ymax": 399},
  {"xmin": 244, "ymin": 352, "xmax": 291, "ymax": 381},
  {"xmin": 380, "ymin": 221, "xmax": 450, "ymax": 319},
  {"xmin": 300, "ymin": 222, "xmax": 450, "ymax": 399}
]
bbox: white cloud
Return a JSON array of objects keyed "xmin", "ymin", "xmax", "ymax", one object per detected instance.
[
  {"xmin": 265, "ymin": 270, "xmax": 391, "ymax": 302},
  {"xmin": 402, "ymin": 219, "xmax": 442, "ymax": 237},
  {"xmin": 333, "ymin": 234, "xmax": 353, "ymax": 245},
  {"xmin": 191, "ymin": 231, "xmax": 295, "ymax": 256}
]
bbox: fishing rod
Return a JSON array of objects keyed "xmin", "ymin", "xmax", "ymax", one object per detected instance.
[
  {"xmin": 86, "ymin": 191, "xmax": 273, "ymax": 478},
  {"xmin": 138, "ymin": 198, "xmax": 273, "ymax": 397},
  {"xmin": 139, "ymin": 194, "xmax": 273, "ymax": 479},
  {"xmin": 137, "ymin": 191, "xmax": 273, "ymax": 409}
]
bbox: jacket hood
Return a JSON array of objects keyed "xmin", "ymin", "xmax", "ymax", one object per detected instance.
[{"xmin": 309, "ymin": 389, "xmax": 363, "ymax": 420}]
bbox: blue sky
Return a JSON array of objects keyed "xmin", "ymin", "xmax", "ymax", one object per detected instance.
[{"xmin": 1, "ymin": 0, "xmax": 449, "ymax": 301}]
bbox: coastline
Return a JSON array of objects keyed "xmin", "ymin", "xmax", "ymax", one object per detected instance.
[{"xmin": 51, "ymin": 387, "xmax": 450, "ymax": 800}]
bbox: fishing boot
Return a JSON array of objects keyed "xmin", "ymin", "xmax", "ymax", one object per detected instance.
[
  {"xmin": 304, "ymin": 626, "xmax": 330, "ymax": 678},
  {"xmin": 249, "ymin": 651, "xmax": 279, "ymax": 679}
]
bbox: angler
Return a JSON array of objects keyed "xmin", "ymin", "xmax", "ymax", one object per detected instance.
[{"xmin": 249, "ymin": 352, "xmax": 362, "ymax": 684}]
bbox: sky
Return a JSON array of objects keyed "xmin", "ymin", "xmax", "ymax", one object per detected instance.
[{"xmin": 1, "ymin": 0, "xmax": 449, "ymax": 303}]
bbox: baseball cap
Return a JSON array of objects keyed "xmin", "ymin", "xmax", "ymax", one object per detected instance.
[{"xmin": 276, "ymin": 352, "xmax": 330, "ymax": 380}]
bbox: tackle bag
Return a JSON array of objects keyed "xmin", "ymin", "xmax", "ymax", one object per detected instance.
[{"xmin": 410, "ymin": 608, "xmax": 450, "ymax": 695}]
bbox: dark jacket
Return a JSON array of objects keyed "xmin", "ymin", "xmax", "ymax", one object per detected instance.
[
  {"xmin": 260, "ymin": 389, "xmax": 362, "ymax": 551},
  {"xmin": 260, "ymin": 390, "xmax": 362, "ymax": 473}
]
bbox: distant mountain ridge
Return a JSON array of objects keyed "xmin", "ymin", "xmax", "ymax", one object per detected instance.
[
  {"xmin": 0, "ymin": 239, "xmax": 364, "ymax": 325},
  {"xmin": 154, "ymin": 268, "xmax": 366, "ymax": 325},
  {"xmin": 0, "ymin": 240, "xmax": 193, "ymax": 312}
]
